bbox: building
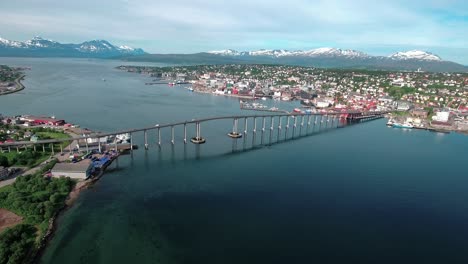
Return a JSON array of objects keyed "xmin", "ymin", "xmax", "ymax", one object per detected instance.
[
  {"xmin": 395, "ymin": 100, "xmax": 412, "ymax": 111},
  {"xmin": 20, "ymin": 115, "xmax": 65, "ymax": 126},
  {"xmin": 432, "ymin": 111, "xmax": 450, "ymax": 122},
  {"xmin": 51, "ymin": 160, "xmax": 93, "ymax": 179}
]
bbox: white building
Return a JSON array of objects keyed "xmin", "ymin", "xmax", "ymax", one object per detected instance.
[{"xmin": 432, "ymin": 111, "xmax": 450, "ymax": 122}]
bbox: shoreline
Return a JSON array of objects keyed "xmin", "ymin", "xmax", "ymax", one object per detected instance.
[
  {"xmin": 32, "ymin": 153, "xmax": 118, "ymax": 262},
  {"xmin": 0, "ymin": 74, "xmax": 25, "ymax": 96}
]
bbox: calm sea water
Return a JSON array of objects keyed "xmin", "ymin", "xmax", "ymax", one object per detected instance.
[{"xmin": 1, "ymin": 58, "xmax": 468, "ymax": 264}]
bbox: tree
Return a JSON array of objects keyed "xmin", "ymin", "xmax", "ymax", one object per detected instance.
[{"xmin": 0, "ymin": 156, "xmax": 8, "ymax": 167}]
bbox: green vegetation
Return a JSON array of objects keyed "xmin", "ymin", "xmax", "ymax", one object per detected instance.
[
  {"xmin": 0, "ymin": 126, "xmax": 71, "ymax": 167},
  {"xmin": 0, "ymin": 224, "xmax": 36, "ymax": 264},
  {"xmin": 0, "ymin": 65, "xmax": 21, "ymax": 83},
  {"xmin": 0, "ymin": 151, "xmax": 50, "ymax": 168},
  {"xmin": 0, "ymin": 160, "xmax": 74, "ymax": 264},
  {"xmin": 386, "ymin": 86, "xmax": 417, "ymax": 98}
]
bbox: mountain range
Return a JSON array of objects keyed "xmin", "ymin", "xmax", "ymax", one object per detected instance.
[
  {"xmin": 0, "ymin": 36, "xmax": 466, "ymax": 72},
  {"xmin": 0, "ymin": 36, "xmax": 146, "ymax": 58},
  {"xmin": 121, "ymin": 48, "xmax": 467, "ymax": 72}
]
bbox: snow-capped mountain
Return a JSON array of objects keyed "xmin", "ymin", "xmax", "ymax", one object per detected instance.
[
  {"xmin": 209, "ymin": 47, "xmax": 370, "ymax": 58},
  {"xmin": 389, "ymin": 50, "xmax": 441, "ymax": 61},
  {"xmin": 208, "ymin": 49, "xmax": 241, "ymax": 56},
  {"xmin": 208, "ymin": 47, "xmax": 448, "ymax": 62},
  {"xmin": 0, "ymin": 36, "xmax": 146, "ymax": 57}
]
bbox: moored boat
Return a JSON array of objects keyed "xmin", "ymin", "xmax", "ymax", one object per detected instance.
[{"xmin": 392, "ymin": 122, "xmax": 413, "ymax": 129}]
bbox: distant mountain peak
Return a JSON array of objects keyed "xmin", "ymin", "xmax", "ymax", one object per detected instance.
[{"xmin": 389, "ymin": 50, "xmax": 441, "ymax": 61}]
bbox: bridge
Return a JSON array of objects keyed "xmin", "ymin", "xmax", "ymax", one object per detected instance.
[{"xmin": 0, "ymin": 110, "xmax": 389, "ymax": 154}]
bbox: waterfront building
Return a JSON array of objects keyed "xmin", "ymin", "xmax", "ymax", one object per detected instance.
[
  {"xmin": 51, "ymin": 160, "xmax": 93, "ymax": 179},
  {"xmin": 20, "ymin": 115, "xmax": 65, "ymax": 126},
  {"xmin": 432, "ymin": 111, "xmax": 450, "ymax": 122}
]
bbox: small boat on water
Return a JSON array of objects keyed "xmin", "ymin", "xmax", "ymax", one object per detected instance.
[
  {"xmin": 386, "ymin": 119, "xmax": 394, "ymax": 126},
  {"xmin": 261, "ymin": 97, "xmax": 267, "ymax": 101},
  {"xmin": 188, "ymin": 87, "xmax": 194, "ymax": 92},
  {"xmin": 392, "ymin": 122, "xmax": 413, "ymax": 129},
  {"xmin": 293, "ymin": 108, "xmax": 302, "ymax": 113}
]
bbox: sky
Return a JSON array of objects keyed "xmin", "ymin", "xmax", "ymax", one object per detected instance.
[{"xmin": 0, "ymin": 0, "xmax": 467, "ymax": 64}]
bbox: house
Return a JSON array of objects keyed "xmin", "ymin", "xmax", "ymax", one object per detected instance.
[{"xmin": 51, "ymin": 160, "xmax": 93, "ymax": 179}]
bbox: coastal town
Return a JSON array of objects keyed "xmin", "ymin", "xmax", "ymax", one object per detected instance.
[{"xmin": 118, "ymin": 64, "xmax": 468, "ymax": 133}]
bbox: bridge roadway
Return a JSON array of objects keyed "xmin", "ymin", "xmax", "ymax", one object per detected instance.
[{"xmin": 0, "ymin": 110, "xmax": 389, "ymax": 149}]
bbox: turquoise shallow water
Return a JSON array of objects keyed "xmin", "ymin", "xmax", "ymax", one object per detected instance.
[{"xmin": 1, "ymin": 58, "xmax": 468, "ymax": 264}]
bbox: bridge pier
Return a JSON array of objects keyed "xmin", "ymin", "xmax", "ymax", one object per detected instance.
[
  {"xmin": 184, "ymin": 123, "xmax": 187, "ymax": 144},
  {"xmin": 269, "ymin": 116, "xmax": 274, "ymax": 144},
  {"xmin": 130, "ymin": 133, "xmax": 133, "ymax": 151},
  {"xmin": 33, "ymin": 145, "xmax": 36, "ymax": 152},
  {"xmin": 157, "ymin": 127, "xmax": 161, "ymax": 147},
  {"xmin": 300, "ymin": 116, "xmax": 304, "ymax": 136},
  {"xmin": 228, "ymin": 118, "xmax": 242, "ymax": 139},
  {"xmin": 171, "ymin": 126, "xmax": 175, "ymax": 145},
  {"xmin": 307, "ymin": 115, "xmax": 311, "ymax": 133},
  {"xmin": 98, "ymin": 139, "xmax": 102, "ymax": 153},
  {"xmin": 144, "ymin": 130, "xmax": 148, "ymax": 149},
  {"xmin": 51, "ymin": 143, "xmax": 55, "ymax": 155},
  {"xmin": 277, "ymin": 116, "xmax": 282, "ymax": 142},
  {"xmin": 261, "ymin": 117, "xmax": 266, "ymax": 145},
  {"xmin": 252, "ymin": 117, "xmax": 257, "ymax": 145},
  {"xmin": 292, "ymin": 116, "xmax": 297, "ymax": 138},
  {"xmin": 191, "ymin": 122, "xmax": 206, "ymax": 144},
  {"xmin": 244, "ymin": 118, "xmax": 248, "ymax": 137},
  {"xmin": 60, "ymin": 144, "xmax": 63, "ymax": 153},
  {"xmin": 285, "ymin": 116, "xmax": 290, "ymax": 139}
]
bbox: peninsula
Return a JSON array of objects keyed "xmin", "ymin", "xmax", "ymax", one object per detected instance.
[{"xmin": 0, "ymin": 65, "xmax": 26, "ymax": 96}]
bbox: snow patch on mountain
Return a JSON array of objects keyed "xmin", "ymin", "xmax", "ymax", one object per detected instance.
[
  {"xmin": 208, "ymin": 49, "xmax": 241, "ymax": 56},
  {"xmin": 389, "ymin": 50, "xmax": 441, "ymax": 61}
]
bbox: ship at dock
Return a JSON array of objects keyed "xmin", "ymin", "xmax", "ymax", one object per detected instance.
[{"xmin": 392, "ymin": 122, "xmax": 414, "ymax": 129}]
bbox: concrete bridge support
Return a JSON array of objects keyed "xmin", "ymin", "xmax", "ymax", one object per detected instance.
[
  {"xmin": 191, "ymin": 122, "xmax": 206, "ymax": 144},
  {"xmin": 171, "ymin": 126, "xmax": 175, "ymax": 145},
  {"xmin": 228, "ymin": 118, "xmax": 242, "ymax": 139},
  {"xmin": 144, "ymin": 130, "xmax": 148, "ymax": 150},
  {"xmin": 269, "ymin": 116, "xmax": 274, "ymax": 144},
  {"xmin": 261, "ymin": 117, "xmax": 266, "ymax": 145},
  {"xmin": 184, "ymin": 123, "xmax": 187, "ymax": 144}
]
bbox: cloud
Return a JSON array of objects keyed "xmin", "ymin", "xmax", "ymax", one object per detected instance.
[{"xmin": 0, "ymin": 0, "xmax": 467, "ymax": 63}]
